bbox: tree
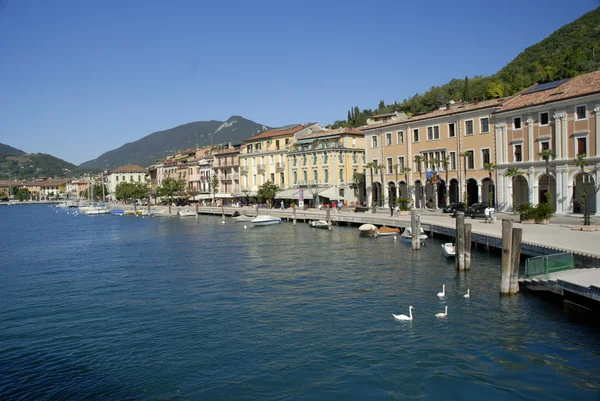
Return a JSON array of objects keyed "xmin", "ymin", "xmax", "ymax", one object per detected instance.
[
  {"xmin": 503, "ymin": 167, "xmax": 524, "ymax": 213},
  {"xmin": 440, "ymin": 155, "xmax": 450, "ymax": 204},
  {"xmin": 572, "ymin": 154, "xmax": 598, "ymax": 225},
  {"xmin": 463, "ymin": 76, "xmax": 470, "ymax": 101},
  {"xmin": 378, "ymin": 100, "xmax": 385, "ymax": 110},
  {"xmin": 79, "ymin": 184, "xmax": 107, "ymax": 202},
  {"xmin": 414, "ymin": 155, "xmax": 425, "ymax": 208},
  {"xmin": 210, "ymin": 174, "xmax": 219, "ymax": 204},
  {"xmin": 350, "ymin": 171, "xmax": 364, "ymax": 199},
  {"xmin": 538, "ymin": 148, "xmax": 555, "ymax": 203},
  {"xmin": 487, "ymin": 82, "xmax": 504, "ymax": 99},
  {"xmin": 157, "ymin": 177, "xmax": 185, "ymax": 215},
  {"xmin": 400, "ymin": 167, "xmax": 412, "ymax": 203},
  {"xmin": 483, "ymin": 163, "xmax": 498, "ymax": 207},
  {"xmin": 116, "ymin": 182, "xmax": 149, "ymax": 212},
  {"xmin": 365, "ymin": 161, "xmax": 378, "ymax": 211},
  {"xmin": 347, "ymin": 110, "xmax": 351, "ymax": 123},
  {"xmin": 257, "ymin": 180, "xmax": 279, "ymax": 206},
  {"xmin": 460, "ymin": 151, "xmax": 472, "ymax": 205},
  {"xmin": 15, "ymin": 187, "xmax": 30, "ymax": 201}
]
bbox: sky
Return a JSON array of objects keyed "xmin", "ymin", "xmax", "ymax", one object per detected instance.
[{"xmin": 0, "ymin": 0, "xmax": 598, "ymax": 165}]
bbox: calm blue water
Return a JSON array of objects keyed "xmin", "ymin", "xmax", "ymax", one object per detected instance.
[{"xmin": 1, "ymin": 205, "xmax": 599, "ymax": 400}]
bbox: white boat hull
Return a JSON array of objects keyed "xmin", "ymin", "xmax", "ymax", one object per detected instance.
[
  {"xmin": 310, "ymin": 220, "xmax": 329, "ymax": 229},
  {"xmin": 178, "ymin": 209, "xmax": 196, "ymax": 217},
  {"xmin": 251, "ymin": 216, "xmax": 282, "ymax": 226},
  {"xmin": 400, "ymin": 227, "xmax": 428, "ymax": 241},
  {"xmin": 442, "ymin": 243, "xmax": 456, "ymax": 258}
]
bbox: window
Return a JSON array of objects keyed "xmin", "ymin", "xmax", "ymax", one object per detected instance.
[
  {"xmin": 122, "ymin": 176, "xmax": 125, "ymax": 182},
  {"xmin": 480, "ymin": 117, "xmax": 489, "ymax": 133},
  {"xmin": 371, "ymin": 135, "xmax": 378, "ymax": 148},
  {"xmin": 449, "ymin": 152, "xmax": 456, "ymax": 170},
  {"xmin": 270, "ymin": 173, "xmax": 275, "ymax": 182},
  {"xmin": 313, "ymin": 154, "xmax": 317, "ymax": 164},
  {"xmin": 130, "ymin": 176, "xmax": 134, "ymax": 182},
  {"xmin": 427, "ymin": 125, "xmax": 440, "ymax": 140},
  {"xmin": 540, "ymin": 141, "xmax": 550, "ymax": 151},
  {"xmin": 514, "ymin": 117, "xmax": 522, "ymax": 130},
  {"xmin": 116, "ymin": 176, "xmax": 119, "ymax": 182},
  {"xmin": 303, "ymin": 171, "xmax": 307, "ymax": 183},
  {"xmin": 275, "ymin": 140, "xmax": 280, "ymax": 150},
  {"xmin": 413, "ymin": 128, "xmax": 419, "ymax": 142},
  {"xmin": 294, "ymin": 172, "xmax": 297, "ymax": 184},
  {"xmin": 514, "ymin": 144, "xmax": 522, "ymax": 162},
  {"xmin": 372, "ymin": 159, "xmax": 378, "ymax": 172},
  {"xmin": 386, "ymin": 132, "xmax": 392, "ymax": 146},
  {"xmin": 339, "ymin": 169, "xmax": 344, "ymax": 182},
  {"xmin": 387, "ymin": 157, "xmax": 393, "ymax": 174},
  {"xmin": 397, "ymin": 130, "xmax": 404, "ymax": 144},
  {"xmin": 575, "ymin": 105, "xmax": 589, "ymax": 121},
  {"xmin": 466, "ymin": 151, "xmax": 474, "ymax": 169},
  {"xmin": 339, "ymin": 153, "xmax": 343, "ymax": 163},
  {"xmin": 293, "ymin": 156, "xmax": 297, "ymax": 166},
  {"xmin": 448, "ymin": 123, "xmax": 455, "ymax": 138},
  {"xmin": 465, "ymin": 120, "xmax": 474, "ymax": 136},
  {"xmin": 577, "ymin": 137, "xmax": 587, "ymax": 156},
  {"xmin": 313, "ymin": 170, "xmax": 318, "ymax": 182},
  {"xmin": 353, "ymin": 152, "xmax": 358, "ymax": 163},
  {"xmin": 270, "ymin": 155, "xmax": 274, "ymax": 165},
  {"xmin": 303, "ymin": 155, "xmax": 307, "ymax": 166},
  {"xmin": 324, "ymin": 154, "xmax": 328, "ymax": 164},
  {"xmin": 481, "ymin": 149, "xmax": 490, "ymax": 166},
  {"xmin": 324, "ymin": 170, "xmax": 329, "ymax": 183},
  {"xmin": 540, "ymin": 112, "xmax": 549, "ymax": 126},
  {"xmin": 398, "ymin": 156, "xmax": 405, "ymax": 169},
  {"xmin": 138, "ymin": 175, "xmax": 141, "ymax": 182}
]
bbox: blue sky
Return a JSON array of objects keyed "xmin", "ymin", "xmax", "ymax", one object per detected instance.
[{"xmin": 0, "ymin": 0, "xmax": 597, "ymax": 165}]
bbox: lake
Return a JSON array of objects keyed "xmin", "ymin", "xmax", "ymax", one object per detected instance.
[{"xmin": 1, "ymin": 204, "xmax": 599, "ymax": 400}]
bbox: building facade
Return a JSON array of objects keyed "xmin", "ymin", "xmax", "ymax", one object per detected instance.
[
  {"xmin": 212, "ymin": 146, "xmax": 241, "ymax": 204},
  {"xmin": 106, "ymin": 164, "xmax": 147, "ymax": 200}
]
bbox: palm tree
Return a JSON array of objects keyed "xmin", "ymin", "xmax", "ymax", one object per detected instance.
[
  {"xmin": 392, "ymin": 163, "xmax": 399, "ymax": 206},
  {"xmin": 503, "ymin": 167, "xmax": 524, "ymax": 213},
  {"xmin": 460, "ymin": 151, "xmax": 472, "ymax": 205},
  {"xmin": 365, "ymin": 161, "xmax": 377, "ymax": 211},
  {"xmin": 538, "ymin": 148, "xmax": 555, "ymax": 204},
  {"xmin": 572, "ymin": 154, "xmax": 597, "ymax": 225},
  {"xmin": 400, "ymin": 167, "xmax": 411, "ymax": 203},
  {"xmin": 430, "ymin": 157, "xmax": 440, "ymax": 209},
  {"xmin": 573, "ymin": 153, "xmax": 588, "ymax": 173},
  {"xmin": 414, "ymin": 155, "xmax": 425, "ymax": 208},
  {"xmin": 440, "ymin": 155, "xmax": 450, "ymax": 205},
  {"xmin": 483, "ymin": 162, "xmax": 498, "ymax": 207}
]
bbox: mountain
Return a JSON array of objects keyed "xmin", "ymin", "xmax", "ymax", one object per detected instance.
[
  {"xmin": 332, "ymin": 6, "xmax": 600, "ymax": 127},
  {"xmin": 0, "ymin": 143, "xmax": 100, "ymax": 180},
  {"xmin": 80, "ymin": 115, "xmax": 270, "ymax": 170}
]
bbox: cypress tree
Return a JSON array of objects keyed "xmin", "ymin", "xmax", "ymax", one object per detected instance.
[{"xmin": 463, "ymin": 76, "xmax": 470, "ymax": 101}]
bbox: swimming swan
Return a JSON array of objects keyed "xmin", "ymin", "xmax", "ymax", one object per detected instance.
[
  {"xmin": 437, "ymin": 284, "xmax": 446, "ymax": 298},
  {"xmin": 464, "ymin": 289, "xmax": 470, "ymax": 298},
  {"xmin": 393, "ymin": 306, "xmax": 414, "ymax": 321},
  {"xmin": 435, "ymin": 306, "xmax": 448, "ymax": 318}
]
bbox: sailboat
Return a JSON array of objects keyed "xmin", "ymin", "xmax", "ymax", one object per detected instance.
[{"xmin": 83, "ymin": 174, "xmax": 110, "ymax": 215}]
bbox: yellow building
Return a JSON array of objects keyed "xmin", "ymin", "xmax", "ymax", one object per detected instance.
[{"xmin": 363, "ymin": 98, "xmax": 506, "ymax": 208}]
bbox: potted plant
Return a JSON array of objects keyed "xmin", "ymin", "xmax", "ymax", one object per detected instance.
[
  {"xmin": 534, "ymin": 202, "xmax": 554, "ymax": 224},
  {"xmin": 396, "ymin": 198, "xmax": 412, "ymax": 215},
  {"xmin": 516, "ymin": 202, "xmax": 536, "ymax": 224}
]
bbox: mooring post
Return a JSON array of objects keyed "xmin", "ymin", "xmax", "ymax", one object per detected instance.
[
  {"xmin": 500, "ymin": 219, "xmax": 514, "ymax": 295},
  {"xmin": 509, "ymin": 227, "xmax": 523, "ymax": 295},
  {"xmin": 464, "ymin": 223, "xmax": 472, "ymax": 270},
  {"xmin": 456, "ymin": 212, "xmax": 465, "ymax": 271},
  {"xmin": 221, "ymin": 204, "xmax": 225, "ymax": 221},
  {"xmin": 148, "ymin": 203, "xmax": 151, "ymax": 217},
  {"xmin": 195, "ymin": 202, "xmax": 199, "ymax": 219},
  {"xmin": 292, "ymin": 205, "xmax": 297, "ymax": 226},
  {"xmin": 411, "ymin": 209, "xmax": 420, "ymax": 250},
  {"xmin": 326, "ymin": 208, "xmax": 332, "ymax": 231},
  {"xmin": 255, "ymin": 204, "xmax": 259, "ymax": 217}
]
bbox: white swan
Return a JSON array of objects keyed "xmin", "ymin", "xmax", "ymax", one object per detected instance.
[
  {"xmin": 393, "ymin": 306, "xmax": 414, "ymax": 321},
  {"xmin": 435, "ymin": 306, "xmax": 448, "ymax": 318},
  {"xmin": 437, "ymin": 284, "xmax": 446, "ymax": 298},
  {"xmin": 464, "ymin": 289, "xmax": 470, "ymax": 298},
  {"xmin": 244, "ymin": 225, "xmax": 247, "ymax": 229}
]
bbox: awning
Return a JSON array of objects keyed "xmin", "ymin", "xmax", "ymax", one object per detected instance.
[
  {"xmin": 317, "ymin": 135, "xmax": 340, "ymax": 141},
  {"xmin": 216, "ymin": 193, "xmax": 233, "ymax": 198},
  {"xmin": 235, "ymin": 190, "xmax": 257, "ymax": 197},
  {"xmin": 317, "ymin": 186, "xmax": 343, "ymax": 200},
  {"xmin": 191, "ymin": 194, "xmax": 212, "ymax": 200},
  {"xmin": 293, "ymin": 189, "xmax": 313, "ymax": 200},
  {"xmin": 293, "ymin": 138, "xmax": 315, "ymax": 145},
  {"xmin": 276, "ymin": 188, "xmax": 298, "ymax": 198}
]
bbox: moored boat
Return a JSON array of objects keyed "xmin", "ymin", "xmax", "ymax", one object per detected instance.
[
  {"xmin": 251, "ymin": 215, "xmax": 281, "ymax": 226},
  {"xmin": 232, "ymin": 215, "xmax": 255, "ymax": 222},
  {"xmin": 400, "ymin": 227, "xmax": 428, "ymax": 241},
  {"xmin": 358, "ymin": 223, "xmax": 378, "ymax": 236},
  {"xmin": 110, "ymin": 209, "xmax": 125, "ymax": 216},
  {"xmin": 178, "ymin": 209, "xmax": 196, "ymax": 217},
  {"xmin": 377, "ymin": 226, "xmax": 400, "ymax": 237},
  {"xmin": 310, "ymin": 220, "xmax": 330, "ymax": 229},
  {"xmin": 442, "ymin": 243, "xmax": 456, "ymax": 258}
]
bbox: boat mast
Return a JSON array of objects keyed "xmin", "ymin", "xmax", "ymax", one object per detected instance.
[{"xmin": 101, "ymin": 172, "xmax": 105, "ymax": 204}]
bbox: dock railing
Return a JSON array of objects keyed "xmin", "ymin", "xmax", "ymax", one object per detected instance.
[{"xmin": 524, "ymin": 252, "xmax": 574, "ymax": 278}]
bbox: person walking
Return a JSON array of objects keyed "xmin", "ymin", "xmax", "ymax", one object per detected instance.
[
  {"xmin": 280, "ymin": 200, "xmax": 284, "ymax": 209},
  {"xmin": 489, "ymin": 206, "xmax": 495, "ymax": 223},
  {"xmin": 484, "ymin": 206, "xmax": 490, "ymax": 224}
]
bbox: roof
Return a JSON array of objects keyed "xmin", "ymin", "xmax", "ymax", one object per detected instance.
[
  {"xmin": 111, "ymin": 164, "xmax": 146, "ymax": 173},
  {"xmin": 361, "ymin": 98, "xmax": 507, "ymax": 130},
  {"xmin": 213, "ymin": 148, "xmax": 240, "ymax": 156},
  {"xmin": 498, "ymin": 70, "xmax": 600, "ymax": 113},
  {"xmin": 300, "ymin": 127, "xmax": 363, "ymax": 140},
  {"xmin": 244, "ymin": 124, "xmax": 306, "ymax": 142}
]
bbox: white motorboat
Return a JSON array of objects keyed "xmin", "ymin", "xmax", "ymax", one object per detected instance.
[
  {"xmin": 377, "ymin": 226, "xmax": 400, "ymax": 237},
  {"xmin": 400, "ymin": 227, "xmax": 428, "ymax": 241},
  {"xmin": 233, "ymin": 215, "xmax": 255, "ymax": 222},
  {"xmin": 250, "ymin": 215, "xmax": 281, "ymax": 226},
  {"xmin": 85, "ymin": 206, "xmax": 111, "ymax": 215},
  {"xmin": 358, "ymin": 223, "xmax": 378, "ymax": 236},
  {"xmin": 442, "ymin": 243, "xmax": 456, "ymax": 258},
  {"xmin": 310, "ymin": 220, "xmax": 330, "ymax": 229},
  {"xmin": 178, "ymin": 209, "xmax": 196, "ymax": 217}
]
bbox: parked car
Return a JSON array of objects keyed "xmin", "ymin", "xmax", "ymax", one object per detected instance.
[
  {"xmin": 443, "ymin": 202, "xmax": 465, "ymax": 214},
  {"xmin": 464, "ymin": 202, "xmax": 489, "ymax": 219}
]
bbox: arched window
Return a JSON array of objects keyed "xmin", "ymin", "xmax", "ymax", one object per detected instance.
[{"xmin": 339, "ymin": 188, "xmax": 345, "ymax": 197}]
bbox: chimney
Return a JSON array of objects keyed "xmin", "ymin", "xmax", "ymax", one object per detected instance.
[
  {"xmin": 446, "ymin": 102, "xmax": 451, "ymax": 110},
  {"xmin": 473, "ymin": 97, "xmax": 479, "ymax": 104}
]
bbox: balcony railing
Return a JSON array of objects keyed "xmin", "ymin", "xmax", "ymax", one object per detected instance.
[
  {"xmin": 240, "ymin": 166, "xmax": 248, "ymax": 175},
  {"xmin": 275, "ymin": 162, "xmax": 285, "ymax": 171},
  {"xmin": 218, "ymin": 173, "xmax": 239, "ymax": 181},
  {"xmin": 256, "ymin": 164, "xmax": 266, "ymax": 171}
]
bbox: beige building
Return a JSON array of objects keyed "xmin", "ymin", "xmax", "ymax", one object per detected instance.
[
  {"xmin": 362, "ymin": 98, "xmax": 506, "ymax": 209},
  {"xmin": 213, "ymin": 146, "xmax": 241, "ymax": 204},
  {"xmin": 286, "ymin": 127, "xmax": 366, "ymax": 206},
  {"xmin": 106, "ymin": 164, "xmax": 146, "ymax": 200},
  {"xmin": 239, "ymin": 123, "xmax": 322, "ymax": 196},
  {"xmin": 495, "ymin": 71, "xmax": 600, "ymax": 215}
]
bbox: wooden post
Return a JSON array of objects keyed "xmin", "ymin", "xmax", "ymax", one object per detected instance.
[
  {"xmin": 411, "ymin": 209, "xmax": 420, "ymax": 250},
  {"xmin": 221, "ymin": 204, "xmax": 225, "ymax": 221},
  {"xmin": 500, "ymin": 219, "xmax": 513, "ymax": 295},
  {"xmin": 509, "ymin": 227, "xmax": 522, "ymax": 295},
  {"xmin": 456, "ymin": 212, "xmax": 465, "ymax": 271},
  {"xmin": 148, "ymin": 203, "xmax": 151, "ymax": 217},
  {"xmin": 292, "ymin": 206, "xmax": 297, "ymax": 226},
  {"xmin": 464, "ymin": 223, "xmax": 472, "ymax": 270},
  {"xmin": 255, "ymin": 204, "xmax": 259, "ymax": 217},
  {"xmin": 195, "ymin": 202, "xmax": 199, "ymax": 219},
  {"xmin": 326, "ymin": 208, "xmax": 332, "ymax": 231}
]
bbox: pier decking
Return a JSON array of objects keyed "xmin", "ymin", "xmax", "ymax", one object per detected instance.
[{"xmin": 519, "ymin": 268, "xmax": 600, "ymax": 303}]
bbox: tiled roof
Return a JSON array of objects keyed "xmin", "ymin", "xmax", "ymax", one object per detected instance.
[
  {"xmin": 244, "ymin": 124, "xmax": 306, "ymax": 141},
  {"xmin": 498, "ymin": 70, "xmax": 600, "ymax": 113},
  {"xmin": 214, "ymin": 148, "xmax": 240, "ymax": 156},
  {"xmin": 111, "ymin": 164, "xmax": 146, "ymax": 173},
  {"xmin": 300, "ymin": 127, "xmax": 363, "ymax": 139},
  {"xmin": 362, "ymin": 98, "xmax": 508, "ymax": 130}
]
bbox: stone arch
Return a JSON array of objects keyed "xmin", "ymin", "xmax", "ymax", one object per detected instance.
[
  {"xmin": 466, "ymin": 178, "xmax": 479, "ymax": 206},
  {"xmin": 373, "ymin": 182, "xmax": 383, "ymax": 206},
  {"xmin": 399, "ymin": 181, "xmax": 409, "ymax": 199},
  {"xmin": 449, "ymin": 179, "xmax": 459, "ymax": 204},
  {"xmin": 573, "ymin": 172, "xmax": 596, "ymax": 214},
  {"xmin": 482, "ymin": 177, "xmax": 495, "ymax": 207},
  {"xmin": 387, "ymin": 181, "xmax": 397, "ymax": 206},
  {"xmin": 437, "ymin": 179, "xmax": 446, "ymax": 207},
  {"xmin": 514, "ymin": 175, "xmax": 529, "ymax": 205},
  {"xmin": 415, "ymin": 180, "xmax": 423, "ymax": 208},
  {"xmin": 538, "ymin": 173, "xmax": 557, "ymax": 209}
]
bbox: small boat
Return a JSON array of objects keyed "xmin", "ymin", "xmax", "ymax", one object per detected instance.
[
  {"xmin": 442, "ymin": 243, "xmax": 456, "ymax": 258},
  {"xmin": 400, "ymin": 227, "xmax": 428, "ymax": 241},
  {"xmin": 377, "ymin": 226, "xmax": 400, "ymax": 237},
  {"xmin": 178, "ymin": 209, "xmax": 196, "ymax": 217},
  {"xmin": 136, "ymin": 209, "xmax": 150, "ymax": 216},
  {"xmin": 310, "ymin": 220, "xmax": 330, "ymax": 229},
  {"xmin": 85, "ymin": 206, "xmax": 111, "ymax": 215},
  {"xmin": 358, "ymin": 223, "xmax": 378, "ymax": 236},
  {"xmin": 110, "ymin": 209, "xmax": 125, "ymax": 216},
  {"xmin": 250, "ymin": 215, "xmax": 281, "ymax": 226},
  {"xmin": 232, "ymin": 215, "xmax": 255, "ymax": 222}
]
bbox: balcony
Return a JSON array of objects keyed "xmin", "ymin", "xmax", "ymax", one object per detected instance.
[
  {"xmin": 275, "ymin": 162, "xmax": 285, "ymax": 172},
  {"xmin": 256, "ymin": 164, "xmax": 266, "ymax": 172},
  {"xmin": 240, "ymin": 166, "xmax": 248, "ymax": 175},
  {"xmin": 218, "ymin": 173, "xmax": 239, "ymax": 181}
]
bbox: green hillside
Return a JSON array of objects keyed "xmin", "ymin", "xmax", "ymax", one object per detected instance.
[
  {"xmin": 0, "ymin": 145, "xmax": 100, "ymax": 180},
  {"xmin": 332, "ymin": 7, "xmax": 600, "ymax": 128},
  {"xmin": 80, "ymin": 115, "xmax": 270, "ymax": 170}
]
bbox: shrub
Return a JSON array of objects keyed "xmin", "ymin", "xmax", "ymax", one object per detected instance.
[
  {"xmin": 396, "ymin": 197, "xmax": 412, "ymax": 211},
  {"xmin": 516, "ymin": 202, "xmax": 536, "ymax": 220},
  {"xmin": 535, "ymin": 202, "xmax": 554, "ymax": 221}
]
